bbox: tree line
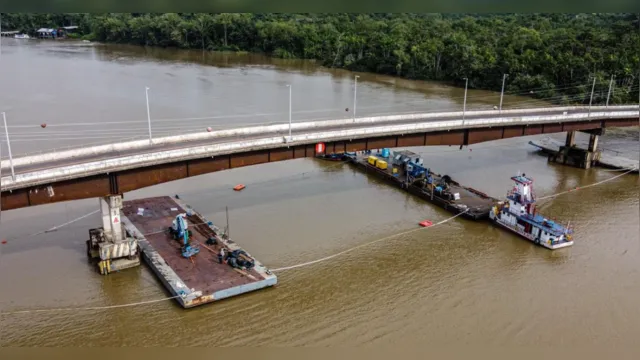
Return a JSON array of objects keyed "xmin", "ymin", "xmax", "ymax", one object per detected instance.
[{"xmin": 2, "ymin": 13, "xmax": 639, "ymax": 105}]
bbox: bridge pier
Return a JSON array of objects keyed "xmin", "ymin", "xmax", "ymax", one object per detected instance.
[
  {"xmin": 86, "ymin": 195, "xmax": 140, "ymax": 275},
  {"xmin": 549, "ymin": 130, "xmax": 602, "ymax": 170}
]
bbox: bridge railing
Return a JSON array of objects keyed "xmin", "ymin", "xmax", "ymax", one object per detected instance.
[
  {"xmin": 2, "ymin": 109, "xmax": 637, "ymax": 191},
  {"xmin": 1, "ymin": 105, "xmax": 638, "ymax": 170}
]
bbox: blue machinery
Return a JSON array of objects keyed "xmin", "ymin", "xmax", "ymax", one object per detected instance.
[
  {"xmin": 370, "ymin": 148, "xmax": 454, "ymax": 199},
  {"xmin": 169, "ymin": 214, "xmax": 200, "ymax": 258},
  {"xmin": 375, "ymin": 148, "xmax": 431, "ymax": 182}
]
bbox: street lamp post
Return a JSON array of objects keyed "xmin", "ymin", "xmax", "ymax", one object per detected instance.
[
  {"xmin": 588, "ymin": 77, "xmax": 596, "ymax": 117},
  {"xmin": 462, "ymin": 78, "xmax": 469, "ymax": 121},
  {"xmin": 2, "ymin": 112, "xmax": 15, "ymax": 180},
  {"xmin": 499, "ymin": 74, "xmax": 509, "ymax": 112},
  {"xmin": 353, "ymin": 75, "xmax": 359, "ymax": 120},
  {"xmin": 287, "ymin": 84, "xmax": 292, "ymax": 141},
  {"xmin": 145, "ymin": 87, "xmax": 152, "ymax": 143},
  {"xmin": 0, "ymin": 126, "xmax": 2, "ymax": 222},
  {"xmin": 605, "ymin": 75, "xmax": 615, "ymax": 108}
]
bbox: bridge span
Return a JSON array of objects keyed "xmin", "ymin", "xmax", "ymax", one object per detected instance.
[{"xmin": 1, "ymin": 105, "xmax": 637, "ymax": 211}]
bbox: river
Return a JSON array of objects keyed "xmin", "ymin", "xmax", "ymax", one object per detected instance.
[{"xmin": 0, "ymin": 39, "xmax": 638, "ymax": 347}]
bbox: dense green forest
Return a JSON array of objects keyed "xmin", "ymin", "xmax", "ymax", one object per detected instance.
[{"xmin": 2, "ymin": 13, "xmax": 639, "ymax": 105}]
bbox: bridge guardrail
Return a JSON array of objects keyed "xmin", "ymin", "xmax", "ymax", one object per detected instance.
[
  {"xmin": 2, "ymin": 110, "xmax": 637, "ymax": 191},
  {"xmin": 2, "ymin": 105, "xmax": 637, "ymax": 170}
]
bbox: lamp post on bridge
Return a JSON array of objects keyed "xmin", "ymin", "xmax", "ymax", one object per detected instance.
[
  {"xmin": 1, "ymin": 112, "xmax": 15, "ymax": 181},
  {"xmin": 462, "ymin": 77, "xmax": 468, "ymax": 122},
  {"xmin": 145, "ymin": 86, "xmax": 152, "ymax": 144},
  {"xmin": 499, "ymin": 74, "xmax": 509, "ymax": 112},
  {"xmin": 588, "ymin": 77, "xmax": 596, "ymax": 117},
  {"xmin": 353, "ymin": 75, "xmax": 359, "ymax": 120},
  {"xmin": 286, "ymin": 84, "xmax": 292, "ymax": 142},
  {"xmin": 605, "ymin": 75, "xmax": 615, "ymax": 108}
]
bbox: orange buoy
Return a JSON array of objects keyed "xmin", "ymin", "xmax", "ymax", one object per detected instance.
[
  {"xmin": 233, "ymin": 184, "xmax": 246, "ymax": 191},
  {"xmin": 207, "ymin": 127, "xmax": 212, "ymax": 132},
  {"xmin": 40, "ymin": 123, "xmax": 47, "ymax": 128},
  {"xmin": 1, "ymin": 239, "xmax": 7, "ymax": 244},
  {"xmin": 419, "ymin": 220, "xmax": 433, "ymax": 227}
]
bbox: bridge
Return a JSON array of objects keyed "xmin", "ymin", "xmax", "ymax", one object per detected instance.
[{"xmin": 1, "ymin": 105, "xmax": 638, "ymax": 212}]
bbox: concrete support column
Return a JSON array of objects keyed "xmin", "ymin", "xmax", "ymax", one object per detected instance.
[
  {"xmin": 99, "ymin": 195, "xmax": 123, "ymax": 243},
  {"xmin": 565, "ymin": 131, "xmax": 576, "ymax": 147},
  {"xmin": 588, "ymin": 133, "xmax": 599, "ymax": 152}
]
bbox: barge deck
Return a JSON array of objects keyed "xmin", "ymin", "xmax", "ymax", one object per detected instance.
[
  {"xmin": 346, "ymin": 150, "xmax": 497, "ymax": 220},
  {"xmin": 121, "ymin": 196, "xmax": 277, "ymax": 308}
]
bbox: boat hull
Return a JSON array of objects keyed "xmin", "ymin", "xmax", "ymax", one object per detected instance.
[{"xmin": 491, "ymin": 217, "xmax": 574, "ymax": 249}]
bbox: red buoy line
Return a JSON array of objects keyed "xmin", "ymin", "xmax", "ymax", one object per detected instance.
[{"xmin": 0, "ymin": 167, "xmax": 636, "ymax": 315}]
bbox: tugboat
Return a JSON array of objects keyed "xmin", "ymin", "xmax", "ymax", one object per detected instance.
[{"xmin": 489, "ymin": 173, "xmax": 574, "ymax": 249}]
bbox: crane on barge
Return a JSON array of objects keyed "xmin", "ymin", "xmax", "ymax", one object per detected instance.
[{"xmin": 169, "ymin": 213, "xmax": 200, "ymax": 258}]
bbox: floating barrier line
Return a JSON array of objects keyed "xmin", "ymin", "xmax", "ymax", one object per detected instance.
[
  {"xmin": 270, "ymin": 210, "xmax": 469, "ymax": 272},
  {"xmin": 536, "ymin": 168, "xmax": 636, "ymax": 201},
  {"xmin": 0, "ymin": 209, "xmax": 101, "ymax": 245},
  {"xmin": 1, "ymin": 166, "xmax": 635, "ymax": 315},
  {"xmin": 0, "ymin": 296, "xmax": 180, "ymax": 315}
]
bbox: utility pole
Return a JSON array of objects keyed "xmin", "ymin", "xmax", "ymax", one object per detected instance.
[
  {"xmin": 2, "ymin": 112, "xmax": 15, "ymax": 181},
  {"xmin": 462, "ymin": 78, "xmax": 469, "ymax": 121},
  {"xmin": 499, "ymin": 74, "xmax": 508, "ymax": 112},
  {"xmin": 588, "ymin": 77, "xmax": 596, "ymax": 117},
  {"xmin": 1, "ymin": 130, "xmax": 3, "ymax": 222},
  {"xmin": 225, "ymin": 206, "xmax": 230, "ymax": 239},
  {"xmin": 287, "ymin": 84, "xmax": 292, "ymax": 141},
  {"xmin": 605, "ymin": 75, "xmax": 615, "ymax": 107},
  {"xmin": 145, "ymin": 87, "xmax": 152, "ymax": 143},
  {"xmin": 353, "ymin": 75, "xmax": 359, "ymax": 120}
]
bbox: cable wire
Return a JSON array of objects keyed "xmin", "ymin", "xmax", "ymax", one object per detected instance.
[{"xmin": 1, "ymin": 160, "xmax": 635, "ymax": 315}]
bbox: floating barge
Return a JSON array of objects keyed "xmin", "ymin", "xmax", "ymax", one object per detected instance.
[
  {"xmin": 120, "ymin": 196, "xmax": 277, "ymax": 308},
  {"xmin": 344, "ymin": 150, "xmax": 497, "ymax": 220}
]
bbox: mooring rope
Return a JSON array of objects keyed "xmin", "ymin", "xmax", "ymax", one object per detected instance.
[
  {"xmin": 1, "ymin": 166, "xmax": 636, "ymax": 315},
  {"xmin": 0, "ymin": 210, "xmax": 466, "ymax": 316},
  {"xmin": 536, "ymin": 168, "xmax": 636, "ymax": 201},
  {"xmin": 1, "ymin": 295, "xmax": 181, "ymax": 315},
  {"xmin": 270, "ymin": 210, "xmax": 469, "ymax": 272}
]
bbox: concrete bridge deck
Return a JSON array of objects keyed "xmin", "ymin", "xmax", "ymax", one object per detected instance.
[{"xmin": 1, "ymin": 105, "xmax": 637, "ymax": 211}]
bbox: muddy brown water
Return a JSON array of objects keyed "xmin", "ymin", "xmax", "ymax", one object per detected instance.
[{"xmin": 0, "ymin": 40, "xmax": 638, "ymax": 346}]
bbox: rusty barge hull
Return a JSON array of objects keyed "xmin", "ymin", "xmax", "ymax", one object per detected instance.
[
  {"xmin": 120, "ymin": 196, "xmax": 277, "ymax": 308},
  {"xmin": 347, "ymin": 154, "xmax": 497, "ymax": 220}
]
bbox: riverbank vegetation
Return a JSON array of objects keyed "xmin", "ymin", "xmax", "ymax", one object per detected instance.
[{"xmin": 2, "ymin": 13, "xmax": 639, "ymax": 105}]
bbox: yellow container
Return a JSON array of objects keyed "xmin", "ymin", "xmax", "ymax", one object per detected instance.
[
  {"xmin": 368, "ymin": 156, "xmax": 377, "ymax": 166},
  {"xmin": 392, "ymin": 168, "xmax": 398, "ymax": 174},
  {"xmin": 376, "ymin": 160, "xmax": 388, "ymax": 170}
]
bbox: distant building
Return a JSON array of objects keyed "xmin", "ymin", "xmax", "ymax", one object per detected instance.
[
  {"xmin": 37, "ymin": 28, "xmax": 58, "ymax": 39},
  {"xmin": 36, "ymin": 26, "xmax": 78, "ymax": 39},
  {"xmin": 0, "ymin": 30, "xmax": 20, "ymax": 37}
]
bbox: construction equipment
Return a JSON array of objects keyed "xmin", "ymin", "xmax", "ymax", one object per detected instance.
[
  {"xmin": 224, "ymin": 249, "xmax": 255, "ymax": 269},
  {"xmin": 408, "ymin": 163, "xmax": 427, "ymax": 178},
  {"xmin": 169, "ymin": 213, "xmax": 200, "ymax": 258}
]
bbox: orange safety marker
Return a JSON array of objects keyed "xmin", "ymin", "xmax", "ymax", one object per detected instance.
[
  {"xmin": 419, "ymin": 220, "xmax": 433, "ymax": 227},
  {"xmin": 233, "ymin": 184, "xmax": 246, "ymax": 191}
]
